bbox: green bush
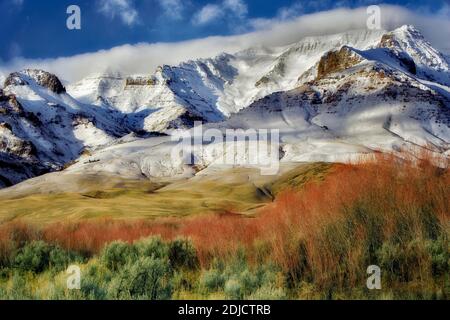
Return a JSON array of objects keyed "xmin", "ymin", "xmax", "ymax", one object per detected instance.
[
  {"xmin": 248, "ymin": 284, "xmax": 287, "ymax": 300},
  {"xmin": 49, "ymin": 246, "xmax": 82, "ymax": 271},
  {"xmin": 136, "ymin": 237, "xmax": 168, "ymax": 260},
  {"xmin": 200, "ymin": 260, "xmax": 282, "ymax": 299},
  {"xmin": 224, "ymin": 278, "xmax": 243, "ymax": 299},
  {"xmin": 108, "ymin": 257, "xmax": 172, "ymax": 300},
  {"xmin": 168, "ymin": 238, "xmax": 199, "ymax": 270},
  {"xmin": 76, "ymin": 263, "xmax": 109, "ymax": 300},
  {"xmin": 376, "ymin": 238, "xmax": 448, "ymax": 287},
  {"xmin": 100, "ymin": 241, "xmax": 137, "ymax": 271},
  {"xmin": 238, "ymin": 269, "xmax": 259, "ymax": 296},
  {"xmin": 14, "ymin": 241, "xmax": 80, "ymax": 273},
  {"xmin": 200, "ymin": 268, "xmax": 225, "ymax": 292},
  {"xmin": 171, "ymin": 270, "xmax": 198, "ymax": 293}
]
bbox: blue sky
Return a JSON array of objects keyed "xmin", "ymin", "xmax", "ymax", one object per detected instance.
[{"xmin": 0, "ymin": 0, "xmax": 449, "ymax": 62}]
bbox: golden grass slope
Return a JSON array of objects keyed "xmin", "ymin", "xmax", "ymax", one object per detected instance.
[{"xmin": 0, "ymin": 163, "xmax": 332, "ymax": 224}]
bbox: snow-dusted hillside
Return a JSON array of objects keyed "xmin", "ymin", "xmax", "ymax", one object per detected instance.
[
  {"xmin": 67, "ymin": 29, "xmax": 386, "ymax": 130},
  {"xmin": 0, "ymin": 70, "xmax": 128, "ymax": 187},
  {"xmin": 0, "ymin": 25, "xmax": 449, "ymax": 189}
]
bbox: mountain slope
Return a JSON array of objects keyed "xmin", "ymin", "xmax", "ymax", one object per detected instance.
[
  {"xmin": 0, "ymin": 70, "xmax": 128, "ymax": 187},
  {"xmin": 0, "ymin": 25, "xmax": 449, "ymax": 189},
  {"xmin": 67, "ymin": 29, "xmax": 386, "ymax": 131},
  {"xmin": 59, "ymin": 25, "xmax": 449, "ymax": 180}
]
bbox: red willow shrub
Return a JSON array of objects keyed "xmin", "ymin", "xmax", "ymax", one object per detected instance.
[
  {"xmin": 42, "ymin": 218, "xmax": 179, "ymax": 256},
  {"xmin": 0, "ymin": 221, "xmax": 42, "ymax": 265},
  {"xmin": 2, "ymin": 152, "xmax": 448, "ymax": 279}
]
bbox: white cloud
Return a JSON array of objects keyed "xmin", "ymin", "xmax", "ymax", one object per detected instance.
[
  {"xmin": 193, "ymin": 0, "xmax": 248, "ymax": 25},
  {"xmin": 193, "ymin": 4, "xmax": 223, "ymax": 25},
  {"xmin": 277, "ymin": 2, "xmax": 304, "ymax": 20},
  {"xmin": 223, "ymin": 0, "xmax": 248, "ymax": 18},
  {"xmin": 158, "ymin": 0, "xmax": 185, "ymax": 20},
  {"xmin": 2, "ymin": 5, "xmax": 449, "ymax": 83},
  {"xmin": 98, "ymin": 0, "xmax": 139, "ymax": 26}
]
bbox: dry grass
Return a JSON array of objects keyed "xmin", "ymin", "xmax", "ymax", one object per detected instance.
[{"xmin": 0, "ymin": 167, "xmax": 286, "ymax": 223}]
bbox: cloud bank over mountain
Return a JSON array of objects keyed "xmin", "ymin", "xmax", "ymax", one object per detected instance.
[{"xmin": 1, "ymin": 5, "xmax": 449, "ymax": 83}]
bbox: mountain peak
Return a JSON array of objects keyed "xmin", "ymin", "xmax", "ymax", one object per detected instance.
[
  {"xmin": 4, "ymin": 69, "xmax": 66, "ymax": 94},
  {"xmin": 390, "ymin": 24, "xmax": 425, "ymax": 42},
  {"xmin": 378, "ymin": 24, "xmax": 450, "ymax": 85},
  {"xmin": 396, "ymin": 24, "xmax": 421, "ymax": 35}
]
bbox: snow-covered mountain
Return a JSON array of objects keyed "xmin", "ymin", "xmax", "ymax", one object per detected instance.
[
  {"xmin": 67, "ymin": 29, "xmax": 387, "ymax": 130},
  {"xmin": 0, "ymin": 70, "xmax": 128, "ymax": 187},
  {"xmin": 0, "ymin": 25, "xmax": 449, "ymax": 189}
]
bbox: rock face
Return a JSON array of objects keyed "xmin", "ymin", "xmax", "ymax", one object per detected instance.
[
  {"xmin": 316, "ymin": 47, "xmax": 362, "ymax": 79},
  {"xmin": 4, "ymin": 69, "xmax": 66, "ymax": 94},
  {"xmin": 125, "ymin": 76, "xmax": 156, "ymax": 86},
  {"xmin": 0, "ymin": 128, "xmax": 37, "ymax": 159},
  {"xmin": 379, "ymin": 33, "xmax": 398, "ymax": 48},
  {"xmin": 0, "ymin": 93, "xmax": 44, "ymax": 187},
  {"xmin": 0, "ymin": 92, "xmax": 24, "ymax": 114}
]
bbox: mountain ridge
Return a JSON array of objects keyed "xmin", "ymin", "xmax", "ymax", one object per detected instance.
[{"xmin": 0, "ymin": 25, "xmax": 449, "ymax": 189}]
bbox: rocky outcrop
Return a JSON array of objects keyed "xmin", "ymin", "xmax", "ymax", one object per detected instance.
[
  {"xmin": 125, "ymin": 76, "xmax": 156, "ymax": 86},
  {"xmin": 4, "ymin": 69, "xmax": 66, "ymax": 94},
  {"xmin": 316, "ymin": 46, "xmax": 362, "ymax": 79},
  {"xmin": 379, "ymin": 33, "xmax": 398, "ymax": 49},
  {"xmin": 0, "ymin": 122, "xmax": 12, "ymax": 131},
  {"xmin": 0, "ymin": 93, "xmax": 24, "ymax": 115},
  {"xmin": 255, "ymin": 76, "xmax": 270, "ymax": 88},
  {"xmin": 3, "ymin": 73, "xmax": 28, "ymax": 87},
  {"xmin": 0, "ymin": 125, "xmax": 37, "ymax": 159},
  {"xmin": 166, "ymin": 110, "xmax": 206, "ymax": 129}
]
